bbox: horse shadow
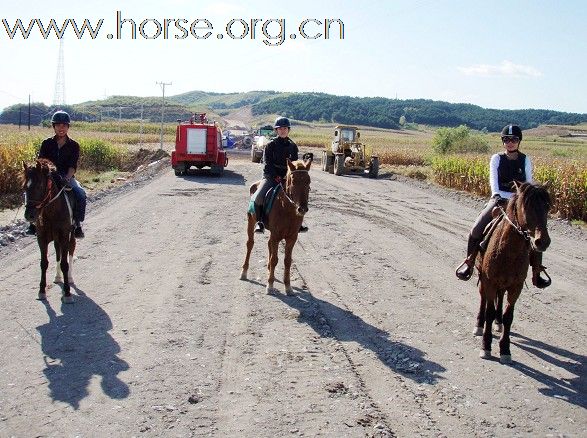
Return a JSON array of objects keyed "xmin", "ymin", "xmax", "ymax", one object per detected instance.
[
  {"xmin": 273, "ymin": 289, "xmax": 445, "ymax": 384},
  {"xmin": 36, "ymin": 286, "xmax": 129, "ymax": 409},
  {"xmin": 178, "ymin": 169, "xmax": 246, "ymax": 185},
  {"xmin": 510, "ymin": 332, "xmax": 586, "ymax": 408}
]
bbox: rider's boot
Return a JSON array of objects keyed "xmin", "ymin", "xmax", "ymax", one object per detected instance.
[
  {"xmin": 74, "ymin": 222, "xmax": 85, "ymax": 239},
  {"xmin": 254, "ymin": 204, "xmax": 265, "ymax": 234},
  {"xmin": 299, "ymin": 224, "xmax": 308, "ymax": 233},
  {"xmin": 530, "ymin": 250, "xmax": 551, "ymax": 288},
  {"xmin": 26, "ymin": 222, "xmax": 36, "ymax": 236},
  {"xmin": 455, "ymin": 235, "xmax": 482, "ymax": 281}
]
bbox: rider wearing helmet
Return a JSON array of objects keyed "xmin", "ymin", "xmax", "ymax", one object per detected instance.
[
  {"xmin": 455, "ymin": 124, "xmax": 550, "ymax": 288},
  {"xmin": 252, "ymin": 116, "xmax": 307, "ymax": 233},
  {"xmin": 26, "ymin": 110, "xmax": 87, "ymax": 239}
]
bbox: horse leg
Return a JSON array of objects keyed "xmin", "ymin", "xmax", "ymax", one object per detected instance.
[
  {"xmin": 494, "ymin": 290, "xmax": 505, "ymax": 333},
  {"xmin": 499, "ymin": 286, "xmax": 522, "ymax": 364},
  {"xmin": 38, "ymin": 240, "xmax": 49, "ymax": 300},
  {"xmin": 480, "ymin": 283, "xmax": 496, "ymax": 359},
  {"xmin": 283, "ymin": 237, "xmax": 297, "ymax": 296},
  {"xmin": 266, "ymin": 237, "xmax": 279, "ymax": 295},
  {"xmin": 54, "ymin": 240, "xmax": 63, "ymax": 283},
  {"xmin": 474, "ymin": 291, "xmax": 486, "ymax": 336},
  {"xmin": 68, "ymin": 235, "xmax": 76, "ymax": 285},
  {"xmin": 240, "ymin": 214, "xmax": 255, "ymax": 280},
  {"xmin": 60, "ymin": 236, "xmax": 73, "ymax": 304}
]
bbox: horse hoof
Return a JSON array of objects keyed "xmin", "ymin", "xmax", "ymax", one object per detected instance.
[
  {"xmin": 479, "ymin": 350, "xmax": 491, "ymax": 359},
  {"xmin": 61, "ymin": 295, "xmax": 74, "ymax": 304},
  {"xmin": 500, "ymin": 355, "xmax": 512, "ymax": 364},
  {"xmin": 38, "ymin": 293, "xmax": 47, "ymax": 301},
  {"xmin": 473, "ymin": 327, "xmax": 483, "ymax": 336},
  {"xmin": 494, "ymin": 323, "xmax": 503, "ymax": 333},
  {"xmin": 285, "ymin": 287, "xmax": 294, "ymax": 296},
  {"xmin": 54, "ymin": 277, "xmax": 63, "ymax": 284},
  {"xmin": 239, "ymin": 270, "xmax": 248, "ymax": 280},
  {"xmin": 266, "ymin": 287, "xmax": 276, "ymax": 295}
]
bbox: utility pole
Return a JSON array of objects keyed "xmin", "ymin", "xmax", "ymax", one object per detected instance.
[
  {"xmin": 156, "ymin": 81, "xmax": 172, "ymax": 150},
  {"xmin": 28, "ymin": 94, "xmax": 31, "ymax": 130},
  {"xmin": 118, "ymin": 106, "xmax": 127, "ymax": 133},
  {"xmin": 139, "ymin": 103, "xmax": 144, "ymax": 147}
]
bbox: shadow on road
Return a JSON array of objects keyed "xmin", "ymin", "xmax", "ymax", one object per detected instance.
[
  {"xmin": 273, "ymin": 289, "xmax": 445, "ymax": 384},
  {"xmin": 177, "ymin": 169, "xmax": 246, "ymax": 186},
  {"xmin": 36, "ymin": 286, "xmax": 129, "ymax": 409},
  {"xmin": 511, "ymin": 332, "xmax": 586, "ymax": 408}
]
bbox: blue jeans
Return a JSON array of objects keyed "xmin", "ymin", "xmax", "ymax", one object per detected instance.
[{"xmin": 68, "ymin": 177, "xmax": 87, "ymax": 223}]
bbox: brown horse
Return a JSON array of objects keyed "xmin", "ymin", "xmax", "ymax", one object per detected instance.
[
  {"xmin": 474, "ymin": 181, "xmax": 551, "ymax": 364},
  {"xmin": 240, "ymin": 158, "xmax": 312, "ymax": 295},
  {"xmin": 23, "ymin": 159, "xmax": 77, "ymax": 303}
]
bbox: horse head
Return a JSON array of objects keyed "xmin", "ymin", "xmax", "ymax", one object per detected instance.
[
  {"xmin": 22, "ymin": 159, "xmax": 56, "ymax": 222},
  {"xmin": 286, "ymin": 158, "xmax": 312, "ymax": 216},
  {"xmin": 510, "ymin": 181, "xmax": 551, "ymax": 252}
]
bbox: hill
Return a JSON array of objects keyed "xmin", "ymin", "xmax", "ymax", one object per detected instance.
[{"xmin": 1, "ymin": 90, "xmax": 586, "ymax": 131}]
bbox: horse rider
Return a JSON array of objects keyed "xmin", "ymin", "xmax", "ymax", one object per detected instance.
[
  {"xmin": 455, "ymin": 124, "xmax": 551, "ymax": 288},
  {"xmin": 253, "ymin": 116, "xmax": 308, "ymax": 234},
  {"xmin": 26, "ymin": 110, "xmax": 87, "ymax": 239}
]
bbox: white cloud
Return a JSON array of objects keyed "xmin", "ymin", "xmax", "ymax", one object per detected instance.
[{"xmin": 458, "ymin": 60, "xmax": 542, "ymax": 78}]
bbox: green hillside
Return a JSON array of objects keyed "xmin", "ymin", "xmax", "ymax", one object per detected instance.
[{"xmin": 2, "ymin": 90, "xmax": 586, "ymax": 131}]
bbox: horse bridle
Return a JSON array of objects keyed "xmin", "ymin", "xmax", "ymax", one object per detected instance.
[
  {"xmin": 280, "ymin": 169, "xmax": 310, "ymax": 208},
  {"xmin": 25, "ymin": 174, "xmax": 65, "ymax": 212},
  {"xmin": 499, "ymin": 204, "xmax": 531, "ymax": 243}
]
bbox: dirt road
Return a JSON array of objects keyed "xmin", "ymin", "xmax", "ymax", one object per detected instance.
[{"xmin": 0, "ymin": 155, "xmax": 585, "ymax": 437}]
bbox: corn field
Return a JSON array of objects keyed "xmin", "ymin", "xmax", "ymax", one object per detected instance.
[{"xmin": 431, "ymin": 155, "xmax": 587, "ymax": 221}]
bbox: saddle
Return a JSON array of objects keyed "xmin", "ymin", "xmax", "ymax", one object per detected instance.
[
  {"xmin": 248, "ymin": 184, "xmax": 282, "ymax": 225},
  {"xmin": 479, "ymin": 198, "xmax": 509, "ymax": 252}
]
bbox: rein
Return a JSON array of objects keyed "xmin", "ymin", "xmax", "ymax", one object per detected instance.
[
  {"xmin": 27, "ymin": 176, "xmax": 66, "ymax": 211},
  {"xmin": 499, "ymin": 204, "xmax": 531, "ymax": 242},
  {"xmin": 280, "ymin": 169, "xmax": 309, "ymax": 208}
]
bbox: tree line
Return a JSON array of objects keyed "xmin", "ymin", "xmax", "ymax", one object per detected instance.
[
  {"xmin": 2, "ymin": 91, "xmax": 585, "ymax": 130},
  {"xmin": 252, "ymin": 93, "xmax": 587, "ymax": 131}
]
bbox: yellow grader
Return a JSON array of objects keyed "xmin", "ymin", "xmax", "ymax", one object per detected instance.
[{"xmin": 321, "ymin": 125, "xmax": 378, "ymax": 178}]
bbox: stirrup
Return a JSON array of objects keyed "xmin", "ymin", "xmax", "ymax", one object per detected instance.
[
  {"xmin": 26, "ymin": 223, "xmax": 37, "ymax": 236},
  {"xmin": 533, "ymin": 266, "xmax": 551, "ymax": 289},
  {"xmin": 455, "ymin": 259, "xmax": 473, "ymax": 281},
  {"xmin": 299, "ymin": 225, "xmax": 308, "ymax": 233}
]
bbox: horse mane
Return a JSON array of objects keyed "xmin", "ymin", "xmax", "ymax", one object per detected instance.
[
  {"xmin": 506, "ymin": 182, "xmax": 551, "ymax": 215},
  {"xmin": 21, "ymin": 158, "xmax": 56, "ymax": 186}
]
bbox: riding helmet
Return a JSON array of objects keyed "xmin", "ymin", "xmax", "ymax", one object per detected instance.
[
  {"xmin": 51, "ymin": 110, "xmax": 71, "ymax": 125},
  {"xmin": 501, "ymin": 124, "xmax": 522, "ymax": 141},
  {"xmin": 274, "ymin": 116, "xmax": 291, "ymax": 129}
]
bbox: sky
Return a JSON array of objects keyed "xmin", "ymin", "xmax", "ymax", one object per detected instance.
[{"xmin": 1, "ymin": 0, "xmax": 586, "ymax": 114}]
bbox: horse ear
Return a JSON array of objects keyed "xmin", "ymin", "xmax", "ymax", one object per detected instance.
[
  {"xmin": 22, "ymin": 161, "xmax": 27, "ymax": 171},
  {"xmin": 543, "ymin": 180, "xmax": 551, "ymax": 189},
  {"xmin": 287, "ymin": 159, "xmax": 295, "ymax": 171},
  {"xmin": 512, "ymin": 180, "xmax": 521, "ymax": 191}
]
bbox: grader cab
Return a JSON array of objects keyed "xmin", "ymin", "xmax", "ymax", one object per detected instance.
[{"xmin": 321, "ymin": 125, "xmax": 378, "ymax": 178}]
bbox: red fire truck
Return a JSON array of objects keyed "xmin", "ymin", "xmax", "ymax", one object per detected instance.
[{"xmin": 171, "ymin": 113, "xmax": 228, "ymax": 176}]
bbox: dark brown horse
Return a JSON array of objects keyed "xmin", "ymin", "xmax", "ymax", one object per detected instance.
[
  {"xmin": 23, "ymin": 159, "xmax": 77, "ymax": 303},
  {"xmin": 474, "ymin": 181, "xmax": 551, "ymax": 364},
  {"xmin": 240, "ymin": 158, "xmax": 312, "ymax": 295}
]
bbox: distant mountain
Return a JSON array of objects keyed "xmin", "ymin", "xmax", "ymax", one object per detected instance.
[{"xmin": 2, "ymin": 91, "xmax": 586, "ymax": 131}]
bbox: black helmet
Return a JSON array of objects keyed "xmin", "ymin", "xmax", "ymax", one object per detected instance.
[
  {"xmin": 51, "ymin": 110, "xmax": 71, "ymax": 125},
  {"xmin": 274, "ymin": 116, "xmax": 291, "ymax": 129},
  {"xmin": 501, "ymin": 124, "xmax": 522, "ymax": 141}
]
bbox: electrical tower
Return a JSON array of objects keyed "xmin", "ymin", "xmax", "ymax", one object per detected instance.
[{"xmin": 53, "ymin": 40, "xmax": 66, "ymax": 105}]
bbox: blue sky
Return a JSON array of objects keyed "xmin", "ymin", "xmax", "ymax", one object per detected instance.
[{"xmin": 1, "ymin": 0, "xmax": 586, "ymax": 113}]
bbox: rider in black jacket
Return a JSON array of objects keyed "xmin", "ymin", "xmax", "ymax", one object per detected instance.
[{"xmin": 253, "ymin": 117, "xmax": 307, "ymax": 234}]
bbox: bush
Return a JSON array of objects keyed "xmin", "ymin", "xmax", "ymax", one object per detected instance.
[
  {"xmin": 432, "ymin": 125, "xmax": 489, "ymax": 154},
  {"xmin": 78, "ymin": 138, "xmax": 128, "ymax": 171}
]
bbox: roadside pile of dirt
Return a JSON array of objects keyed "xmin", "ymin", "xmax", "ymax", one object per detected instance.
[{"xmin": 120, "ymin": 148, "xmax": 169, "ymax": 172}]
